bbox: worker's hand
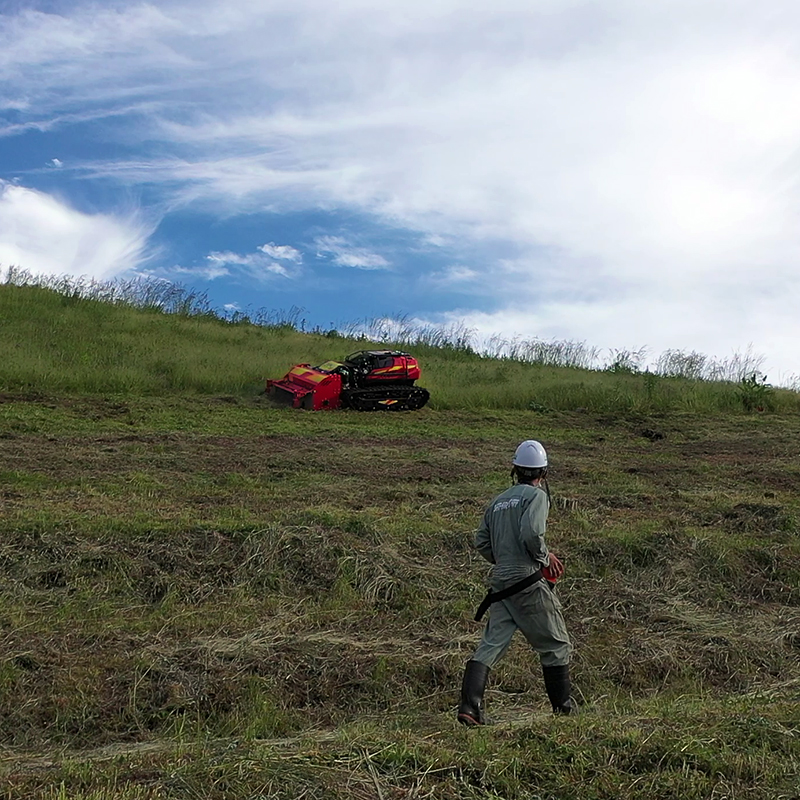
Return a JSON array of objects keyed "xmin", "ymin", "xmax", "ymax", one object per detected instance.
[{"xmin": 546, "ymin": 553, "xmax": 565, "ymax": 579}]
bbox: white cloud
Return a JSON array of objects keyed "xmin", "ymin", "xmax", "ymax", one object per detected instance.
[
  {"xmin": 258, "ymin": 242, "xmax": 302, "ymax": 262},
  {"xmin": 48, "ymin": 158, "xmax": 63, "ymax": 168},
  {"xmin": 206, "ymin": 251, "xmax": 254, "ymax": 267},
  {"xmin": 172, "ymin": 263, "xmax": 230, "ymax": 280},
  {"xmin": 426, "ymin": 265, "xmax": 479, "ymax": 286},
  {"xmin": 0, "ymin": 181, "xmax": 151, "ymax": 280},
  {"xmin": 205, "ymin": 249, "xmax": 295, "ymax": 279},
  {"xmin": 314, "ymin": 235, "xmax": 389, "ymax": 269},
  {"xmin": 5, "ymin": 1, "xmax": 800, "ymax": 372},
  {"xmin": 423, "ymin": 234, "xmax": 448, "ymax": 248}
]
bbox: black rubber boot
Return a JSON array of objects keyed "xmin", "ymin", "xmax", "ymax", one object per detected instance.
[
  {"xmin": 457, "ymin": 660, "xmax": 490, "ymax": 726},
  {"xmin": 542, "ymin": 664, "xmax": 574, "ymax": 715}
]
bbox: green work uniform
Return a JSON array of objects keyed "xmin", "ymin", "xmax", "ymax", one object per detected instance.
[{"xmin": 471, "ymin": 483, "xmax": 572, "ymax": 668}]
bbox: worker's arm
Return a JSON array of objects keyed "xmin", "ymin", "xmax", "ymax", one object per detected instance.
[
  {"xmin": 520, "ymin": 489, "xmax": 550, "ymax": 567},
  {"xmin": 474, "ymin": 508, "xmax": 495, "ymax": 563}
]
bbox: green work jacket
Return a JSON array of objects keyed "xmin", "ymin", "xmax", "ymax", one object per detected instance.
[{"xmin": 475, "ymin": 483, "xmax": 550, "ymax": 587}]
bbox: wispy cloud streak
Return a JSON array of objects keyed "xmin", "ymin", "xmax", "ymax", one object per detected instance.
[{"xmin": 314, "ymin": 236, "xmax": 389, "ymax": 269}]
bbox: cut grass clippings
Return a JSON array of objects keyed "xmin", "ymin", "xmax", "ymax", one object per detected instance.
[{"xmin": 1, "ymin": 396, "xmax": 800, "ymax": 797}]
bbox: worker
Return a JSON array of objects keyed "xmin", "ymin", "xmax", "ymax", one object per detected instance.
[{"xmin": 457, "ymin": 439, "xmax": 574, "ymax": 724}]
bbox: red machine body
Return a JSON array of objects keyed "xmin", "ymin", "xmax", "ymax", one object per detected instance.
[{"xmin": 345, "ymin": 350, "xmax": 421, "ymax": 383}]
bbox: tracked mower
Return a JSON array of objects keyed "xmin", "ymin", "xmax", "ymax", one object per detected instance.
[{"xmin": 266, "ymin": 350, "xmax": 430, "ymax": 411}]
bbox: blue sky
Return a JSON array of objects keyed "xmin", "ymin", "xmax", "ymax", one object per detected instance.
[{"xmin": 3, "ymin": 0, "xmax": 800, "ymax": 379}]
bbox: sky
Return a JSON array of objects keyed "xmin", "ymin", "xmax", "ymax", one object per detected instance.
[{"xmin": 2, "ymin": 0, "xmax": 800, "ymax": 380}]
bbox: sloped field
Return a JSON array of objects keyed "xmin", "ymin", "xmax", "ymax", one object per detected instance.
[
  {"xmin": 0, "ymin": 394, "xmax": 798, "ymax": 798},
  {"xmin": 4, "ymin": 281, "xmax": 800, "ymax": 414}
]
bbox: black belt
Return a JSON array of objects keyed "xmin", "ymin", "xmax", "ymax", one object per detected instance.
[{"xmin": 474, "ymin": 569, "xmax": 544, "ymax": 622}]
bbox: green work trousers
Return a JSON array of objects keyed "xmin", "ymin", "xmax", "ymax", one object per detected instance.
[{"xmin": 472, "ymin": 581, "xmax": 572, "ymax": 668}]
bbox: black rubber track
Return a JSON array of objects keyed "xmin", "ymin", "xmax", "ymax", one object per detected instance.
[{"xmin": 342, "ymin": 386, "xmax": 430, "ymax": 411}]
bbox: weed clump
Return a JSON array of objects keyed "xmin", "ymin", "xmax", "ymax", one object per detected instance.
[{"xmin": 737, "ymin": 372, "xmax": 775, "ymax": 412}]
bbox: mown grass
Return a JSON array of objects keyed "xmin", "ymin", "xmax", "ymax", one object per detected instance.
[
  {"xmin": 3, "ymin": 282, "xmax": 800, "ymax": 413},
  {"xmin": 1, "ymin": 393, "xmax": 799, "ymax": 798},
  {"xmin": 2, "ymin": 283, "xmax": 800, "ymax": 797},
  {"xmin": 15, "ymin": 698, "xmax": 799, "ymax": 800}
]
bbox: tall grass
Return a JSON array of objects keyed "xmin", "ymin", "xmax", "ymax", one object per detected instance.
[
  {"xmin": 2, "ymin": 269, "xmax": 799, "ymax": 412},
  {"xmin": 0, "ymin": 286, "xmax": 306, "ymax": 394},
  {"xmin": 655, "ymin": 345, "xmax": 766, "ymax": 382},
  {"xmin": 1, "ymin": 265, "xmax": 306, "ymax": 328},
  {"xmin": 483, "ymin": 333, "xmax": 602, "ymax": 369}
]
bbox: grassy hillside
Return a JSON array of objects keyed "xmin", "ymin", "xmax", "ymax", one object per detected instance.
[
  {"xmin": 2, "ymin": 282, "xmax": 799, "ymax": 413},
  {"xmin": 0, "ymin": 283, "xmax": 799, "ymax": 798}
]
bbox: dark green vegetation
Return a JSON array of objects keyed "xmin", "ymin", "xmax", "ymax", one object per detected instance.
[{"xmin": 1, "ymin": 283, "xmax": 799, "ymax": 798}]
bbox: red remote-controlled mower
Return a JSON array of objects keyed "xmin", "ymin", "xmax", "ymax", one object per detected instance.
[{"xmin": 266, "ymin": 350, "xmax": 430, "ymax": 411}]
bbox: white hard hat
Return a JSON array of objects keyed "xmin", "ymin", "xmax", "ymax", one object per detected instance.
[{"xmin": 512, "ymin": 440, "xmax": 548, "ymax": 469}]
